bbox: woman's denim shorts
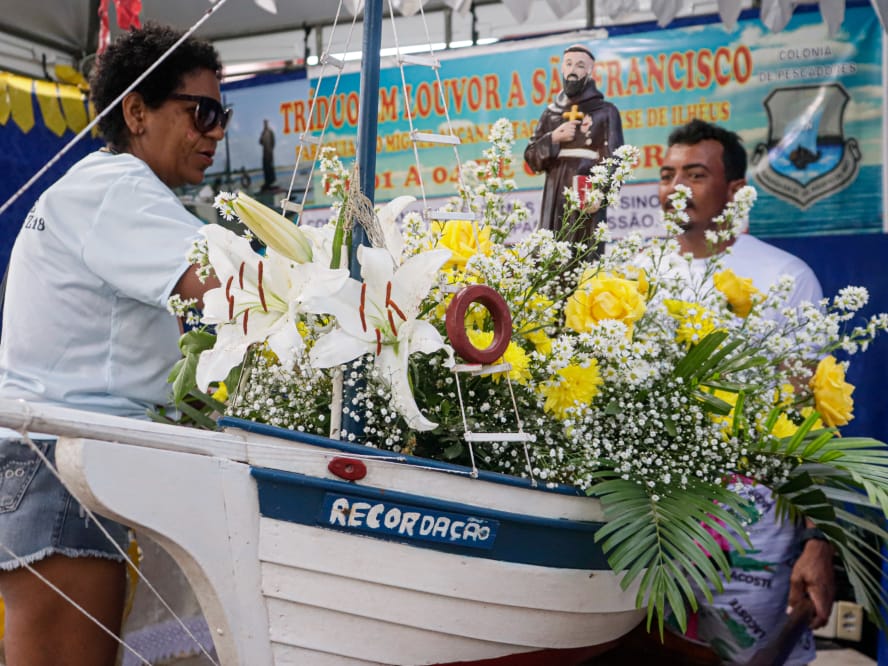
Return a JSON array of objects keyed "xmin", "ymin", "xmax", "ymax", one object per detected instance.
[{"xmin": 0, "ymin": 437, "xmax": 129, "ymax": 571}]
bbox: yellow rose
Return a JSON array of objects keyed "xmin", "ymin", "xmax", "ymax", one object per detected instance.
[
  {"xmin": 713, "ymin": 269, "xmax": 761, "ymax": 318},
  {"xmin": 432, "ymin": 220, "xmax": 492, "ymax": 270},
  {"xmin": 565, "ymin": 273, "xmax": 646, "ymax": 334},
  {"xmin": 810, "ymin": 355, "xmax": 855, "ymax": 427}
]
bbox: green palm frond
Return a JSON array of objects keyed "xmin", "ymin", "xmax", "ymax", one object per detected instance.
[
  {"xmin": 753, "ymin": 429, "xmax": 888, "ymax": 629},
  {"xmin": 590, "ymin": 473, "xmax": 750, "ymax": 635}
]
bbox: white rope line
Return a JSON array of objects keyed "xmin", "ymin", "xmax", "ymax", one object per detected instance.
[
  {"xmin": 505, "ymin": 375, "xmax": 537, "ymax": 486},
  {"xmin": 415, "ymin": 1, "xmax": 473, "ymax": 210},
  {"xmin": 0, "ymin": 0, "xmax": 232, "ymax": 218},
  {"xmin": 0, "ymin": 541, "xmax": 153, "ymax": 665},
  {"xmin": 14, "ymin": 430, "xmax": 221, "ymax": 666},
  {"xmin": 387, "ymin": 0, "xmax": 432, "ymax": 214},
  {"xmin": 450, "ymin": 370, "xmax": 479, "ymax": 476},
  {"xmin": 283, "ymin": 0, "xmax": 361, "ymax": 221}
]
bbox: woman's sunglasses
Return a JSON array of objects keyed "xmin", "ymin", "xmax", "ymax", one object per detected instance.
[{"xmin": 168, "ymin": 93, "xmax": 233, "ymax": 133}]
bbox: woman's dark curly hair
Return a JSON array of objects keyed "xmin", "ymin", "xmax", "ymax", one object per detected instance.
[{"xmin": 89, "ymin": 22, "xmax": 222, "ymax": 149}]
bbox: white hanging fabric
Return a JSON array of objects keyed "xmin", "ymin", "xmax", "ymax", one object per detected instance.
[
  {"xmin": 602, "ymin": 0, "xmax": 638, "ymax": 20},
  {"xmin": 501, "ymin": 0, "xmax": 534, "ymax": 22},
  {"xmin": 546, "ymin": 0, "xmax": 583, "ymax": 19},
  {"xmin": 392, "ymin": 0, "xmax": 425, "ymax": 15},
  {"xmin": 442, "ymin": 0, "xmax": 473, "ymax": 15},
  {"xmin": 818, "ymin": 0, "xmax": 845, "ymax": 35},
  {"xmin": 252, "ymin": 0, "xmax": 277, "ymax": 13},
  {"xmin": 717, "ymin": 0, "xmax": 743, "ymax": 31},
  {"xmin": 651, "ymin": 0, "xmax": 683, "ymax": 26},
  {"xmin": 760, "ymin": 0, "xmax": 795, "ymax": 32},
  {"xmin": 343, "ymin": 0, "xmax": 364, "ymax": 16}
]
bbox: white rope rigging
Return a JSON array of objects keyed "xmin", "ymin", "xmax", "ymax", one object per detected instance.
[
  {"xmin": 385, "ymin": 0, "xmax": 475, "ymax": 220},
  {"xmin": 0, "ymin": 540, "xmax": 154, "ymax": 665},
  {"xmin": 0, "ymin": 426, "xmax": 221, "ymax": 666},
  {"xmin": 413, "ymin": 0, "xmax": 474, "ymax": 213},
  {"xmin": 0, "ymin": 4, "xmax": 241, "ymax": 657},
  {"xmin": 0, "ymin": 0, "xmax": 232, "ymax": 218},
  {"xmin": 282, "ymin": 0, "xmax": 361, "ymax": 220}
]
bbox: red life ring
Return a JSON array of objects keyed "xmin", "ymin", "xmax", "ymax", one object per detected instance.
[{"xmin": 445, "ymin": 284, "xmax": 513, "ymax": 365}]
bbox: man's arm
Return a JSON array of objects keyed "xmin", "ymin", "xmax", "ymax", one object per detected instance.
[{"xmin": 787, "ymin": 522, "xmax": 835, "ymax": 628}]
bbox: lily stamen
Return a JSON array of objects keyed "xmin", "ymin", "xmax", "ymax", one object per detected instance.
[
  {"xmin": 388, "ymin": 310, "xmax": 398, "ymax": 336},
  {"xmin": 242, "ymin": 308, "xmax": 249, "ymax": 334},
  {"xmin": 375, "ymin": 328, "xmax": 383, "ymax": 355},
  {"xmin": 225, "ymin": 275, "xmax": 234, "ymax": 302},
  {"xmin": 238, "ymin": 262, "xmax": 245, "ymax": 290},
  {"xmin": 360, "ymin": 283, "xmax": 368, "ymax": 332},
  {"xmin": 385, "ymin": 281, "xmax": 408, "ymax": 321},
  {"xmin": 258, "ymin": 260, "xmax": 268, "ymax": 312}
]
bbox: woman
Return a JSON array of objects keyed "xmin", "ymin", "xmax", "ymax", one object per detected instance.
[{"xmin": 0, "ymin": 23, "xmax": 225, "ymax": 665}]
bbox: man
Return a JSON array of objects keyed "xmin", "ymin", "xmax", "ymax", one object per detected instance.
[
  {"xmin": 259, "ymin": 118, "xmax": 276, "ymax": 191},
  {"xmin": 657, "ymin": 119, "xmax": 834, "ymax": 665},
  {"xmin": 524, "ymin": 44, "xmax": 623, "ymax": 245}
]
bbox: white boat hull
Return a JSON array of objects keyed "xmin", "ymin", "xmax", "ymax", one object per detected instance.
[{"xmin": 0, "ymin": 400, "xmax": 644, "ymax": 665}]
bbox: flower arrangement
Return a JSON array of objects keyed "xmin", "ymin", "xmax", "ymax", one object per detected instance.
[{"xmin": 168, "ymin": 118, "xmax": 888, "ymax": 634}]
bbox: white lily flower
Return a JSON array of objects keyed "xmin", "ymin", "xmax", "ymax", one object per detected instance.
[
  {"xmin": 300, "ymin": 223, "xmax": 344, "ymax": 269},
  {"xmin": 195, "ymin": 224, "xmax": 349, "ymax": 390},
  {"xmin": 309, "ymin": 245, "xmax": 452, "ymax": 431},
  {"xmin": 376, "ymin": 195, "xmax": 415, "ymax": 264},
  {"xmin": 215, "ymin": 191, "xmax": 313, "ymax": 263}
]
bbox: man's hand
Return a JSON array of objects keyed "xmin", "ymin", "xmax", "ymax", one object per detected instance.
[
  {"xmin": 788, "ymin": 538, "xmax": 835, "ymax": 628},
  {"xmin": 552, "ymin": 120, "xmax": 580, "ymax": 144}
]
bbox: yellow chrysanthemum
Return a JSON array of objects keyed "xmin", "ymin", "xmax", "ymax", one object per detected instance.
[
  {"xmin": 770, "ymin": 412, "xmax": 798, "ymax": 439},
  {"xmin": 540, "ymin": 362, "xmax": 603, "ymax": 419},
  {"xmin": 769, "ymin": 407, "xmax": 825, "ymax": 439},
  {"xmin": 706, "ymin": 387, "xmax": 739, "ymax": 431},
  {"xmin": 564, "ymin": 272, "xmax": 646, "ymax": 335},
  {"xmin": 664, "ymin": 299, "xmax": 720, "ymax": 346},
  {"xmin": 810, "ymin": 355, "xmax": 855, "ymax": 427},
  {"xmin": 432, "ymin": 219, "xmax": 492, "ymax": 270},
  {"xmin": 523, "ymin": 327, "xmax": 553, "ymax": 355},
  {"xmin": 466, "ymin": 330, "xmax": 531, "ymax": 384},
  {"xmin": 714, "ymin": 269, "xmax": 761, "ymax": 318}
]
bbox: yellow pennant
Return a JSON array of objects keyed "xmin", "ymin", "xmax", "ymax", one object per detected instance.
[
  {"xmin": 57, "ymin": 83, "xmax": 89, "ymax": 133},
  {"xmin": 34, "ymin": 79, "xmax": 68, "ymax": 137},
  {"xmin": 0, "ymin": 74, "xmax": 10, "ymax": 125},
  {"xmin": 5, "ymin": 73, "xmax": 35, "ymax": 133}
]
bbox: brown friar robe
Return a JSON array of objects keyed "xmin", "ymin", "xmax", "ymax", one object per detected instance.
[{"xmin": 524, "ymin": 80, "xmax": 624, "ymax": 248}]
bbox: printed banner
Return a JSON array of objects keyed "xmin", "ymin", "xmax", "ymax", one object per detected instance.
[
  {"xmin": 226, "ymin": 4, "xmax": 882, "ymax": 238},
  {"xmin": 211, "ymin": 70, "xmax": 311, "ymax": 196}
]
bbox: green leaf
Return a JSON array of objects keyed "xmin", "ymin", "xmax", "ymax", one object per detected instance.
[
  {"xmin": 674, "ymin": 330, "xmax": 729, "ymax": 379},
  {"xmin": 691, "ymin": 390, "xmax": 733, "ymax": 415},
  {"xmin": 178, "ymin": 328, "xmax": 216, "ymax": 355},
  {"xmin": 442, "ymin": 441, "xmax": 464, "ymax": 459},
  {"xmin": 171, "ymin": 353, "xmax": 199, "ymax": 404}
]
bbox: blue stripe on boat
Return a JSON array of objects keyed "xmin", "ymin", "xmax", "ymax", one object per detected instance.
[
  {"xmin": 251, "ymin": 466, "xmax": 609, "ymax": 570},
  {"xmin": 219, "ymin": 416, "xmax": 586, "ymax": 497}
]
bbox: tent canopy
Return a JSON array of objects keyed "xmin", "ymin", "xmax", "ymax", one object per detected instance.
[{"xmin": 1, "ymin": 0, "xmax": 879, "ymax": 80}]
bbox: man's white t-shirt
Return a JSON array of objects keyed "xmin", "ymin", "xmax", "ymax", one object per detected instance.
[
  {"xmin": 684, "ymin": 234, "xmax": 822, "ymax": 307},
  {"xmin": 651, "ymin": 234, "xmax": 824, "ymax": 665},
  {"xmin": 0, "ymin": 150, "xmax": 202, "ymax": 419}
]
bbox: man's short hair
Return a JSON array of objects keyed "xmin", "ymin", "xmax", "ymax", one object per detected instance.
[
  {"xmin": 667, "ymin": 119, "xmax": 747, "ymax": 181},
  {"xmin": 563, "ymin": 44, "xmax": 595, "ymax": 61}
]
